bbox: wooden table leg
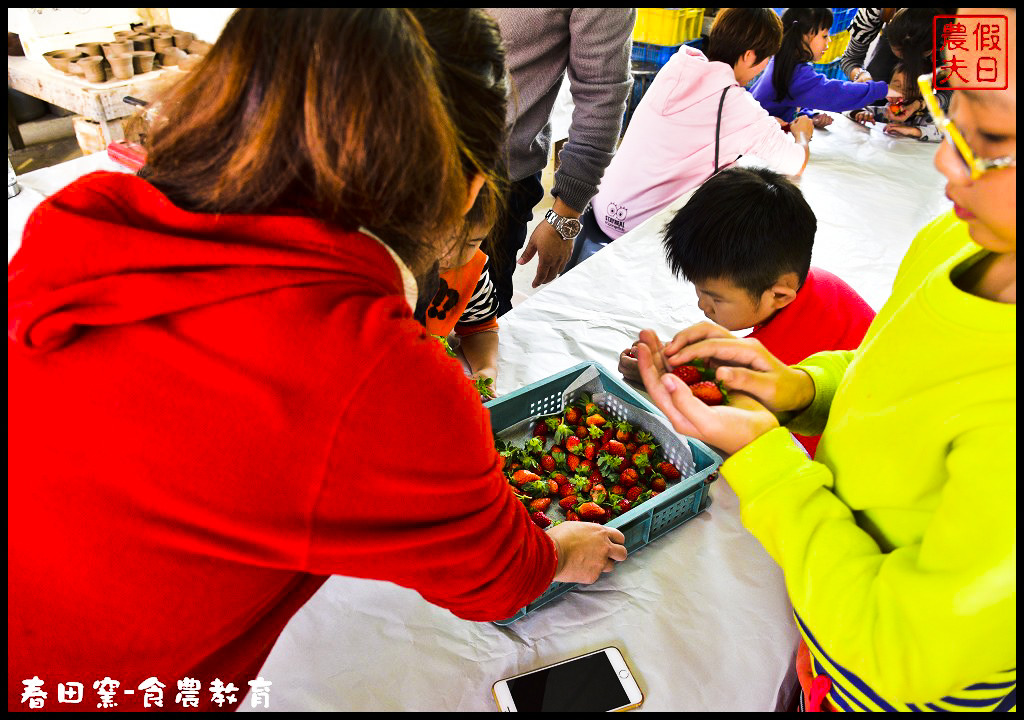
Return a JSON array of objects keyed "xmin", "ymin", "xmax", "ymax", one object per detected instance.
[{"xmin": 8, "ymin": 103, "xmax": 25, "ymax": 151}]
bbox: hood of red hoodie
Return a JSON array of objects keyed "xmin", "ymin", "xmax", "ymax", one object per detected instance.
[{"xmin": 8, "ymin": 172, "xmax": 413, "ymax": 354}]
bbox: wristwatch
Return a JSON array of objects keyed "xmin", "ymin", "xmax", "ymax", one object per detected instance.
[{"xmin": 544, "ymin": 209, "xmax": 583, "ymax": 241}]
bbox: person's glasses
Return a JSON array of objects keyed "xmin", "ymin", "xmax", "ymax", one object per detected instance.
[{"xmin": 917, "ymin": 74, "xmax": 1016, "ymax": 181}]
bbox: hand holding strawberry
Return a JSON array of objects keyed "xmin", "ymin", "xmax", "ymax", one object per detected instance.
[{"xmin": 636, "ymin": 336, "xmax": 780, "ymax": 456}]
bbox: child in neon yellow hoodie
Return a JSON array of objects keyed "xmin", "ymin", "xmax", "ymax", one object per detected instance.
[{"xmin": 632, "ymin": 38, "xmax": 1016, "ymax": 710}]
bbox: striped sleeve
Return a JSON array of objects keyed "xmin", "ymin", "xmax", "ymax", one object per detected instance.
[
  {"xmin": 840, "ymin": 8, "xmax": 886, "ymax": 79},
  {"xmin": 454, "ymin": 257, "xmax": 499, "ymax": 335}
]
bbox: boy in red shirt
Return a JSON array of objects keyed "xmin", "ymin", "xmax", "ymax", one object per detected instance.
[{"xmin": 619, "ymin": 166, "xmax": 875, "ymax": 455}]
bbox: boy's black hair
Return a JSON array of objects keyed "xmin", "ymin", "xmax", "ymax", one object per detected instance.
[
  {"xmin": 772, "ymin": 8, "xmax": 834, "ymax": 102},
  {"xmin": 662, "ymin": 166, "xmax": 816, "ymax": 300}
]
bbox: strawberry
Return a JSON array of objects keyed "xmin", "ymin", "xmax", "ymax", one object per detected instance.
[
  {"xmin": 566, "ymin": 510, "xmax": 580, "ymax": 522},
  {"xmin": 545, "ymin": 416, "xmax": 563, "ymax": 432},
  {"xmin": 576, "ymin": 460, "xmax": 593, "ymax": 476},
  {"xmin": 635, "ymin": 443, "xmax": 656, "ymax": 457},
  {"xmin": 540, "ymin": 454, "xmax": 556, "ymax": 473},
  {"xmin": 625, "ymin": 441, "xmax": 638, "ymax": 454},
  {"xmin": 558, "ymin": 483, "xmax": 576, "ymax": 498},
  {"xmin": 656, "ymin": 461, "xmax": 681, "ymax": 481},
  {"xmin": 605, "ymin": 440, "xmax": 627, "ymax": 457},
  {"xmin": 532, "ymin": 421, "xmax": 549, "ymax": 438},
  {"xmin": 547, "ymin": 479, "xmax": 559, "ymax": 495},
  {"xmin": 689, "ymin": 380, "xmax": 725, "ymax": 406},
  {"xmin": 566, "ymin": 454, "xmax": 581, "ymax": 473},
  {"xmin": 619, "ymin": 468, "xmax": 639, "ymax": 487},
  {"xmin": 610, "ymin": 484, "xmax": 626, "ymax": 496},
  {"xmin": 521, "ymin": 479, "xmax": 552, "ymax": 498},
  {"xmin": 531, "ymin": 511, "xmax": 552, "ymax": 529},
  {"xmin": 583, "ymin": 441, "xmax": 598, "ymax": 461},
  {"xmin": 559, "ymin": 495, "xmax": 578, "ymax": 510},
  {"xmin": 601, "ymin": 427, "xmax": 614, "ymax": 444},
  {"xmin": 597, "ymin": 453, "xmax": 623, "ymax": 475},
  {"xmin": 585, "ymin": 413, "xmax": 607, "ymax": 427},
  {"xmin": 615, "ymin": 498, "xmax": 632, "ymax": 514},
  {"xmin": 529, "ymin": 497, "xmax": 551, "ymax": 513},
  {"xmin": 632, "ymin": 453, "xmax": 651, "ymax": 474},
  {"xmin": 590, "ymin": 484, "xmax": 608, "ymax": 504},
  {"xmin": 576, "ymin": 502, "xmax": 606, "ymax": 521},
  {"xmin": 626, "ymin": 486, "xmax": 643, "ymax": 502},
  {"xmin": 565, "ymin": 436, "xmax": 583, "ymax": 455},
  {"xmin": 584, "ymin": 402, "xmax": 600, "ymax": 416},
  {"xmin": 671, "ymin": 364, "xmax": 702, "ymax": 385},
  {"xmin": 524, "ymin": 437, "xmax": 545, "ymax": 456},
  {"xmin": 553, "ymin": 422, "xmax": 574, "ymax": 444},
  {"xmin": 614, "ymin": 420, "xmax": 633, "ymax": 443},
  {"xmin": 650, "ymin": 477, "xmax": 667, "ymax": 493},
  {"xmin": 512, "ymin": 469, "xmax": 541, "ymax": 487},
  {"xmin": 565, "ymin": 406, "xmax": 583, "ymax": 425},
  {"xmin": 551, "ymin": 472, "xmax": 569, "ymax": 487},
  {"xmin": 587, "ymin": 425, "xmax": 604, "ymax": 440},
  {"xmin": 575, "ymin": 425, "xmax": 589, "ymax": 439},
  {"xmin": 589, "ymin": 470, "xmax": 604, "ymax": 487}
]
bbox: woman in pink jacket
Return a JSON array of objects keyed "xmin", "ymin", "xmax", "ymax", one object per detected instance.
[{"xmin": 570, "ymin": 8, "xmax": 813, "ymax": 267}]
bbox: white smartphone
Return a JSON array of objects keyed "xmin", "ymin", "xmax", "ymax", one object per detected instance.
[{"xmin": 492, "ymin": 646, "xmax": 644, "ymax": 712}]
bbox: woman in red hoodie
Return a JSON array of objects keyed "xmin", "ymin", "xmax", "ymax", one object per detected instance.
[{"xmin": 8, "ymin": 9, "xmax": 626, "ymax": 711}]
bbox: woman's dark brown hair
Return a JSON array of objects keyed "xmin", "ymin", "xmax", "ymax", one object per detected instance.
[
  {"xmin": 707, "ymin": 8, "xmax": 784, "ymax": 67},
  {"xmin": 142, "ymin": 9, "xmax": 506, "ymax": 268}
]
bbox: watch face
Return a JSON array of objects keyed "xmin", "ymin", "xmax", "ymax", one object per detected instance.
[{"xmin": 560, "ymin": 217, "xmax": 582, "ymax": 239}]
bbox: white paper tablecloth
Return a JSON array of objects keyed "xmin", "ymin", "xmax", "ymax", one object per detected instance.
[{"xmin": 8, "ymin": 113, "xmax": 951, "ymax": 712}]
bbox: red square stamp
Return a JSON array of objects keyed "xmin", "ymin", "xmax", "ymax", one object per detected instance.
[{"xmin": 933, "ymin": 14, "xmax": 1009, "ymax": 90}]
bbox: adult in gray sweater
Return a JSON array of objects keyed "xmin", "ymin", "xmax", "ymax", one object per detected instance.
[{"xmin": 485, "ymin": 8, "xmax": 635, "ymax": 315}]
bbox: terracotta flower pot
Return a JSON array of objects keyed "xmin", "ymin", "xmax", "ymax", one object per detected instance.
[
  {"xmin": 153, "ymin": 25, "xmax": 174, "ymax": 34},
  {"xmin": 172, "ymin": 31, "xmax": 194, "ymax": 51},
  {"xmin": 76, "ymin": 56, "xmax": 106, "ymax": 83},
  {"xmin": 131, "ymin": 51, "xmax": 156, "ymax": 74},
  {"xmin": 131, "ymin": 23, "xmax": 154, "ymax": 34},
  {"xmin": 75, "ymin": 42, "xmax": 103, "ymax": 56},
  {"xmin": 42, "ymin": 49, "xmax": 85, "ymax": 73},
  {"xmin": 114, "ymin": 30, "xmax": 136, "ymax": 40},
  {"xmin": 102, "ymin": 41, "xmax": 133, "ymax": 60},
  {"xmin": 151, "ymin": 34, "xmax": 175, "ymax": 53},
  {"xmin": 107, "ymin": 54, "xmax": 135, "ymax": 80},
  {"xmin": 157, "ymin": 48, "xmax": 182, "ymax": 67},
  {"xmin": 129, "ymin": 34, "xmax": 153, "ymax": 52}
]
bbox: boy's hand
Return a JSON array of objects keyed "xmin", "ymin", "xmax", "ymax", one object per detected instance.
[
  {"xmin": 812, "ymin": 113, "xmax": 833, "ymax": 129},
  {"xmin": 636, "ymin": 340, "xmax": 779, "ymax": 456},
  {"xmin": 617, "ymin": 342, "xmax": 642, "ymax": 383},
  {"xmin": 883, "ymin": 124, "xmax": 923, "ymax": 138},
  {"xmin": 851, "ymin": 110, "xmax": 877, "ymax": 125},
  {"xmin": 657, "ymin": 322, "xmax": 816, "ymax": 416}
]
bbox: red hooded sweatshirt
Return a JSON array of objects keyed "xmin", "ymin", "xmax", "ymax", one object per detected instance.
[{"xmin": 8, "ymin": 172, "xmax": 555, "ymax": 711}]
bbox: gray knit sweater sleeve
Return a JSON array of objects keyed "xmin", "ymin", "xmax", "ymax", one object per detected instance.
[{"xmin": 487, "ymin": 8, "xmax": 635, "ymax": 213}]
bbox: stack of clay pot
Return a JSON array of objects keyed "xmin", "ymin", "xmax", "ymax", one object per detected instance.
[{"xmin": 42, "ymin": 23, "xmax": 210, "ymax": 84}]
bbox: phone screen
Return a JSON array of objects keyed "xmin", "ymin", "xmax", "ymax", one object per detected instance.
[{"xmin": 504, "ymin": 652, "xmax": 631, "ymax": 712}]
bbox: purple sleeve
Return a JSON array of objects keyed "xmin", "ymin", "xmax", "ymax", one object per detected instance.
[{"xmin": 789, "ymin": 64, "xmax": 889, "ymax": 113}]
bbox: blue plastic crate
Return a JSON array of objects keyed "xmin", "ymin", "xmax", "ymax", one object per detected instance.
[
  {"xmin": 486, "ymin": 362, "xmax": 722, "ymax": 625},
  {"xmin": 630, "ymin": 40, "xmax": 682, "ymax": 71},
  {"xmin": 829, "ymin": 8, "xmax": 857, "ymax": 34},
  {"xmin": 812, "ymin": 59, "xmax": 844, "ymax": 80},
  {"xmin": 773, "ymin": 8, "xmax": 858, "ymax": 35}
]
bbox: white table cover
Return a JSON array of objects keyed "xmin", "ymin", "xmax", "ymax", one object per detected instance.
[{"xmin": 8, "ymin": 113, "xmax": 951, "ymax": 712}]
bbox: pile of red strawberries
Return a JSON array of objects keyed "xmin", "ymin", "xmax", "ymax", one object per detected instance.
[
  {"xmin": 623, "ymin": 350, "xmax": 726, "ymax": 405},
  {"xmin": 498, "ymin": 393, "xmax": 685, "ymax": 529}
]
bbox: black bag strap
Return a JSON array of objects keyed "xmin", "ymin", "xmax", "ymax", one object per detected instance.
[{"xmin": 713, "ymin": 85, "xmax": 732, "ymax": 175}]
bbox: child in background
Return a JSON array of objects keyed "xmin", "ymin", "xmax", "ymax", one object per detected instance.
[
  {"xmin": 751, "ymin": 8, "xmax": 892, "ymax": 124},
  {"xmin": 850, "ymin": 65, "xmax": 943, "ymax": 141},
  {"xmin": 423, "ymin": 197, "xmax": 501, "ymax": 399},
  {"xmin": 618, "ymin": 167, "xmax": 875, "ymax": 456},
  {"xmin": 581, "ymin": 8, "xmax": 812, "ymax": 251}
]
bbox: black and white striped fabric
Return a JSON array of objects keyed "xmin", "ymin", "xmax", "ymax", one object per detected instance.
[{"xmin": 457, "ymin": 257, "xmax": 498, "ymax": 327}]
